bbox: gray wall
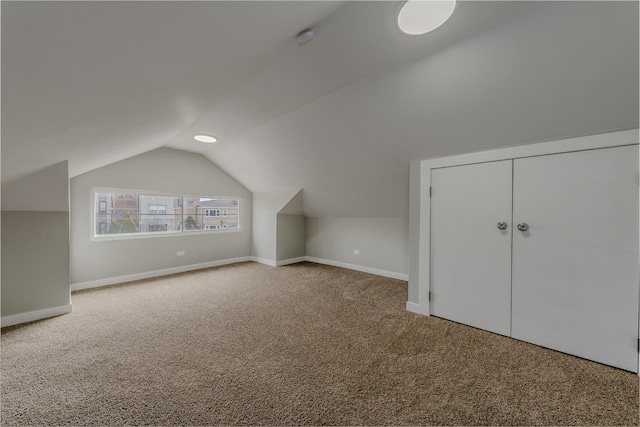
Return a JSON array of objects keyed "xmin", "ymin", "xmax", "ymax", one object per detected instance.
[
  {"xmin": 2, "ymin": 212, "xmax": 70, "ymax": 316},
  {"xmin": 251, "ymin": 192, "xmax": 277, "ymax": 261},
  {"xmin": 306, "ymin": 217, "xmax": 408, "ymax": 276},
  {"xmin": 70, "ymin": 148, "xmax": 251, "ymax": 284},
  {"xmin": 251, "ymin": 189, "xmax": 302, "ymax": 263},
  {"xmin": 1, "ymin": 161, "xmax": 70, "ymax": 317},
  {"xmin": 2, "ymin": 162, "xmax": 70, "ymax": 212},
  {"xmin": 276, "ymin": 214, "xmax": 306, "ymax": 261}
]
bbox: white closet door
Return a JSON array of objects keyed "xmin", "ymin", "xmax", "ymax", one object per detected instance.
[
  {"xmin": 431, "ymin": 160, "xmax": 513, "ymax": 336},
  {"xmin": 512, "ymin": 145, "xmax": 639, "ymax": 372}
]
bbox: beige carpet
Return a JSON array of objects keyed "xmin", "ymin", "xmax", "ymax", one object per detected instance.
[{"xmin": 1, "ymin": 261, "xmax": 638, "ymax": 426}]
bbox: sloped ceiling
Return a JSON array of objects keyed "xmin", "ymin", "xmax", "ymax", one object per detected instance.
[{"xmin": 2, "ymin": 1, "xmax": 638, "ymax": 217}]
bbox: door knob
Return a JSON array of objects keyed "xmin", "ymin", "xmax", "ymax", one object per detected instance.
[
  {"xmin": 517, "ymin": 223, "xmax": 529, "ymax": 232},
  {"xmin": 497, "ymin": 221, "xmax": 508, "ymax": 230}
]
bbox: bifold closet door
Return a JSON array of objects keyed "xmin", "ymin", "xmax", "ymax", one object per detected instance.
[
  {"xmin": 512, "ymin": 145, "xmax": 639, "ymax": 372},
  {"xmin": 431, "ymin": 160, "xmax": 512, "ymax": 336}
]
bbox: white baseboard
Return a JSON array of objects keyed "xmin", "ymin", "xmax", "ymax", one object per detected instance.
[
  {"xmin": 251, "ymin": 256, "xmax": 306, "ymax": 267},
  {"xmin": 250, "ymin": 257, "xmax": 277, "ymax": 267},
  {"xmin": 250, "ymin": 256, "xmax": 407, "ymax": 281},
  {"xmin": 304, "ymin": 256, "xmax": 409, "ymax": 281},
  {"xmin": 405, "ymin": 301, "xmax": 423, "ymax": 314},
  {"xmin": 276, "ymin": 256, "xmax": 306, "ymax": 267},
  {"xmin": 1, "ymin": 304, "xmax": 72, "ymax": 328},
  {"xmin": 71, "ymin": 256, "xmax": 252, "ymax": 292}
]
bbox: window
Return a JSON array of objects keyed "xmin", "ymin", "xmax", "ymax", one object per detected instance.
[
  {"xmin": 94, "ymin": 190, "xmax": 240, "ymax": 238},
  {"xmin": 148, "ymin": 204, "xmax": 166, "ymax": 215},
  {"xmin": 183, "ymin": 196, "xmax": 240, "ymax": 233},
  {"xmin": 98, "ymin": 222, "xmax": 108, "ymax": 234}
]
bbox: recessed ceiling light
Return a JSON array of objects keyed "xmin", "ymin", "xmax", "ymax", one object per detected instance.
[
  {"xmin": 194, "ymin": 134, "xmax": 217, "ymax": 143},
  {"xmin": 397, "ymin": 0, "xmax": 456, "ymax": 35}
]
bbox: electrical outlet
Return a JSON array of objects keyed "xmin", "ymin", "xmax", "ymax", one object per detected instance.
[
  {"xmin": 176, "ymin": 250, "xmax": 185, "ymax": 257},
  {"xmin": 353, "ymin": 249, "xmax": 360, "ymax": 255}
]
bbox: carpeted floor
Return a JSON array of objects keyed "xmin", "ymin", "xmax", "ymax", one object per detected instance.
[{"xmin": 1, "ymin": 261, "xmax": 638, "ymax": 426}]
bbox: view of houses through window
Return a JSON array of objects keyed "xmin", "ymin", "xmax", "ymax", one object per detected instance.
[{"xmin": 94, "ymin": 191, "xmax": 240, "ymax": 237}]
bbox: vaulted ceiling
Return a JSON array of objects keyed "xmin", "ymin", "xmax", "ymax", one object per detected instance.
[{"xmin": 2, "ymin": 1, "xmax": 638, "ymax": 217}]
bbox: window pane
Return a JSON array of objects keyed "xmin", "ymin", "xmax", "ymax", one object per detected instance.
[
  {"xmin": 182, "ymin": 197, "xmax": 240, "ymax": 232},
  {"xmin": 139, "ymin": 195, "xmax": 181, "ymax": 233},
  {"xmin": 95, "ymin": 193, "xmax": 140, "ymax": 235},
  {"xmin": 95, "ymin": 191, "xmax": 240, "ymax": 237}
]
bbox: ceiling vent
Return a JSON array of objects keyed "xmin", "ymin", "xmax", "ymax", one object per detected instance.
[{"xmin": 296, "ymin": 28, "xmax": 314, "ymax": 46}]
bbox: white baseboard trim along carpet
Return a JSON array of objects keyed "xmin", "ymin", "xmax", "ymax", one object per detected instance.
[
  {"xmin": 276, "ymin": 257, "xmax": 307, "ymax": 267},
  {"xmin": 251, "ymin": 256, "xmax": 307, "ymax": 267},
  {"xmin": 255, "ymin": 256, "xmax": 408, "ymax": 281},
  {"xmin": 405, "ymin": 301, "xmax": 422, "ymax": 314},
  {"xmin": 72, "ymin": 256, "xmax": 408, "ymax": 293},
  {"xmin": 1, "ymin": 304, "xmax": 73, "ymax": 327},
  {"xmin": 71, "ymin": 256, "xmax": 409, "ymax": 292},
  {"xmin": 70, "ymin": 256, "xmax": 253, "ymax": 292},
  {"xmin": 250, "ymin": 257, "xmax": 277, "ymax": 267},
  {"xmin": 303, "ymin": 256, "xmax": 409, "ymax": 281}
]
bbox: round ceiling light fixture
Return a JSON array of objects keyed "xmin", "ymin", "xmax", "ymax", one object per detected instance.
[
  {"xmin": 397, "ymin": 0, "xmax": 456, "ymax": 35},
  {"xmin": 194, "ymin": 134, "xmax": 217, "ymax": 143}
]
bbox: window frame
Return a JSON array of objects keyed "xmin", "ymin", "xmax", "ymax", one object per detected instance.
[{"xmin": 90, "ymin": 187, "xmax": 243, "ymax": 241}]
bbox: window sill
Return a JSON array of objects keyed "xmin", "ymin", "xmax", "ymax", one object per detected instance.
[{"xmin": 90, "ymin": 228, "xmax": 242, "ymax": 242}]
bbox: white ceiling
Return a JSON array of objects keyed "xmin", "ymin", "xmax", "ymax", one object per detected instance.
[{"xmin": 2, "ymin": 1, "xmax": 638, "ymax": 217}]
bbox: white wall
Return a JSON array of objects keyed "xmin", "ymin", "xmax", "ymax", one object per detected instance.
[
  {"xmin": 70, "ymin": 148, "xmax": 251, "ymax": 284},
  {"xmin": 1, "ymin": 161, "xmax": 70, "ymax": 321},
  {"xmin": 305, "ymin": 217, "xmax": 408, "ymax": 278}
]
